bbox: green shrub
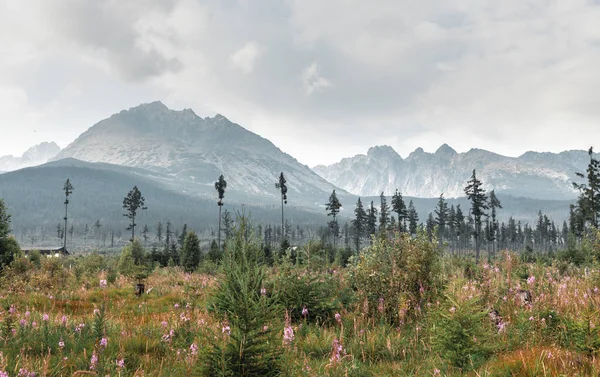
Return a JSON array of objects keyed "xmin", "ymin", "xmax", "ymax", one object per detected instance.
[{"xmin": 349, "ymin": 231, "xmax": 440, "ymax": 323}]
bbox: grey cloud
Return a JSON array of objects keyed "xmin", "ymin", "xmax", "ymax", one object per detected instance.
[{"xmin": 49, "ymin": 0, "xmax": 182, "ymax": 81}]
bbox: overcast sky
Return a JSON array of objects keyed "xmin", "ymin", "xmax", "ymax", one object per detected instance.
[{"xmin": 1, "ymin": 0, "xmax": 600, "ymax": 166}]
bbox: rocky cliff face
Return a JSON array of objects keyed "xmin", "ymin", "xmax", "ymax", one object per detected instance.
[{"xmin": 313, "ymin": 144, "xmax": 593, "ymax": 200}]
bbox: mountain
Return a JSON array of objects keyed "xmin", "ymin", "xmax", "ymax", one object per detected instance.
[
  {"xmin": 54, "ymin": 101, "xmax": 347, "ymax": 206},
  {"xmin": 0, "ymin": 159, "xmax": 330, "ymax": 247},
  {"xmin": 0, "ymin": 142, "xmax": 61, "ymax": 172},
  {"xmin": 313, "ymin": 144, "xmax": 594, "ymax": 200}
]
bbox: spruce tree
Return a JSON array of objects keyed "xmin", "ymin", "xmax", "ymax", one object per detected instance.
[
  {"xmin": 391, "ymin": 189, "xmax": 407, "ymax": 232},
  {"xmin": 142, "ymin": 225, "xmax": 149, "ymax": 245},
  {"xmin": 62, "ymin": 179, "xmax": 74, "ymax": 251},
  {"xmin": 122, "ymin": 186, "xmax": 147, "ymax": 243},
  {"xmin": 156, "ymin": 221, "xmax": 163, "ymax": 244},
  {"xmin": 488, "ymin": 190, "xmax": 502, "ymax": 261},
  {"xmin": 434, "ymin": 194, "xmax": 449, "ymax": 249},
  {"xmin": 352, "ymin": 198, "xmax": 367, "ymax": 252},
  {"xmin": 178, "ymin": 224, "xmax": 187, "ymax": 248},
  {"xmin": 367, "ymin": 201, "xmax": 378, "ymax": 239},
  {"xmin": 573, "ymin": 147, "xmax": 600, "ymax": 228},
  {"xmin": 181, "ymin": 232, "xmax": 201, "ymax": 273},
  {"xmin": 407, "ymin": 200, "xmax": 419, "ymax": 235},
  {"xmin": 275, "ymin": 172, "xmax": 288, "ymax": 241},
  {"xmin": 0, "ymin": 199, "xmax": 16, "ymax": 268},
  {"xmin": 205, "ymin": 215, "xmax": 281, "ymax": 376},
  {"xmin": 379, "ymin": 192, "xmax": 390, "ymax": 232},
  {"xmin": 426, "ymin": 213, "xmax": 435, "ymax": 242},
  {"xmin": 215, "ymin": 174, "xmax": 227, "ymax": 249},
  {"xmin": 464, "ymin": 170, "xmax": 488, "ymax": 263},
  {"xmin": 326, "ymin": 190, "xmax": 342, "ymax": 249},
  {"xmin": 454, "ymin": 205, "xmax": 465, "ymax": 253}
]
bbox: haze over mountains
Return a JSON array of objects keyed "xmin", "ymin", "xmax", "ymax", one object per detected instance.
[
  {"xmin": 0, "ymin": 142, "xmax": 61, "ymax": 172},
  {"xmin": 314, "ymin": 144, "xmax": 594, "ymax": 200},
  {"xmin": 0, "ymin": 101, "xmax": 589, "ymax": 235}
]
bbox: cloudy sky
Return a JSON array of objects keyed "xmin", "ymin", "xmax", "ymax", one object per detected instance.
[{"xmin": 1, "ymin": 0, "xmax": 600, "ymax": 166}]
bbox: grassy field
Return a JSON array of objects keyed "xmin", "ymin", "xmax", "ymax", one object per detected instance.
[{"xmin": 1, "ymin": 231, "xmax": 600, "ymax": 376}]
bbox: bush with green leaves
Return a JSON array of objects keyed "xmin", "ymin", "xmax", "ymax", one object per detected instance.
[
  {"xmin": 118, "ymin": 240, "xmax": 150, "ymax": 280},
  {"xmin": 349, "ymin": 231, "xmax": 440, "ymax": 323},
  {"xmin": 205, "ymin": 215, "xmax": 282, "ymax": 377}
]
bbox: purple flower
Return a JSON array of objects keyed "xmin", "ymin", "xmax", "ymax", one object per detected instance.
[
  {"xmin": 8, "ymin": 305, "xmax": 16, "ymax": 314},
  {"xmin": 100, "ymin": 337, "xmax": 108, "ymax": 348},
  {"xmin": 222, "ymin": 325, "xmax": 231, "ymax": 335},
  {"xmin": 301, "ymin": 306, "xmax": 309, "ymax": 317},
  {"xmin": 161, "ymin": 321, "xmax": 168, "ymax": 327},
  {"xmin": 42, "ymin": 314, "xmax": 49, "ymax": 322},
  {"xmin": 174, "ymin": 303, "xmax": 180, "ymax": 309},
  {"xmin": 116, "ymin": 358, "xmax": 125, "ymax": 368},
  {"xmin": 527, "ymin": 276, "xmax": 536, "ymax": 286},
  {"xmin": 190, "ymin": 343, "xmax": 198, "ymax": 355},
  {"xmin": 20, "ymin": 319, "xmax": 27, "ymax": 326},
  {"xmin": 283, "ymin": 326, "xmax": 294, "ymax": 346},
  {"xmin": 329, "ymin": 338, "xmax": 345, "ymax": 363},
  {"xmin": 58, "ymin": 340, "xmax": 65, "ymax": 349},
  {"xmin": 0, "ymin": 371, "xmax": 8, "ymax": 377},
  {"xmin": 61, "ymin": 315, "xmax": 68, "ymax": 325},
  {"xmin": 25, "ymin": 311, "xmax": 31, "ymax": 318},
  {"xmin": 89, "ymin": 351, "xmax": 98, "ymax": 370},
  {"xmin": 99, "ymin": 279, "xmax": 107, "ymax": 288},
  {"xmin": 335, "ymin": 313, "xmax": 342, "ymax": 323},
  {"xmin": 31, "ymin": 321, "xmax": 37, "ymax": 329},
  {"xmin": 260, "ymin": 288, "xmax": 267, "ymax": 296},
  {"xmin": 449, "ymin": 307, "xmax": 456, "ymax": 314}
]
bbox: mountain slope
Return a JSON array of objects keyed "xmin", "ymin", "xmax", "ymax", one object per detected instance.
[
  {"xmin": 54, "ymin": 102, "xmax": 346, "ymax": 206},
  {"xmin": 0, "ymin": 142, "xmax": 60, "ymax": 172},
  {"xmin": 0, "ymin": 159, "xmax": 329, "ymax": 238},
  {"xmin": 313, "ymin": 144, "xmax": 593, "ymax": 200}
]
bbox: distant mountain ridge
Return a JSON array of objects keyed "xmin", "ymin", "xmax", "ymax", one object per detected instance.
[
  {"xmin": 313, "ymin": 144, "xmax": 596, "ymax": 200},
  {"xmin": 0, "ymin": 142, "xmax": 61, "ymax": 172},
  {"xmin": 54, "ymin": 101, "xmax": 347, "ymax": 206}
]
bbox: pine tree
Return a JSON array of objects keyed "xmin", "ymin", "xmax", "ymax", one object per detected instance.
[
  {"xmin": 165, "ymin": 221, "xmax": 173, "ymax": 246},
  {"xmin": 275, "ymin": 172, "xmax": 288, "ymax": 241},
  {"xmin": 142, "ymin": 225, "xmax": 149, "ymax": 245},
  {"xmin": 434, "ymin": 194, "xmax": 449, "ymax": 249},
  {"xmin": 379, "ymin": 192, "xmax": 390, "ymax": 233},
  {"xmin": 426, "ymin": 213, "xmax": 435, "ymax": 242},
  {"xmin": 326, "ymin": 190, "xmax": 342, "ymax": 249},
  {"xmin": 454, "ymin": 205, "xmax": 465, "ymax": 253},
  {"xmin": 223, "ymin": 209, "xmax": 233, "ymax": 240},
  {"xmin": 156, "ymin": 221, "xmax": 163, "ymax": 244},
  {"xmin": 181, "ymin": 232, "xmax": 201, "ymax": 273},
  {"xmin": 488, "ymin": 190, "xmax": 502, "ymax": 261},
  {"xmin": 122, "ymin": 186, "xmax": 147, "ymax": 243},
  {"xmin": 62, "ymin": 179, "xmax": 74, "ymax": 251},
  {"xmin": 94, "ymin": 219, "xmax": 102, "ymax": 249},
  {"xmin": 464, "ymin": 170, "xmax": 488, "ymax": 263},
  {"xmin": 179, "ymin": 224, "xmax": 187, "ymax": 248},
  {"xmin": 215, "ymin": 174, "xmax": 227, "ymax": 249},
  {"xmin": 0, "ymin": 199, "xmax": 18, "ymax": 268},
  {"xmin": 573, "ymin": 147, "xmax": 600, "ymax": 228},
  {"xmin": 407, "ymin": 200, "xmax": 419, "ymax": 235},
  {"xmin": 352, "ymin": 198, "xmax": 367, "ymax": 252},
  {"xmin": 206, "ymin": 215, "xmax": 281, "ymax": 376},
  {"xmin": 367, "ymin": 201, "xmax": 378, "ymax": 239},
  {"xmin": 391, "ymin": 189, "xmax": 407, "ymax": 232}
]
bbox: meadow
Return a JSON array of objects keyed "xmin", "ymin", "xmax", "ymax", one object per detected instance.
[{"xmin": 1, "ymin": 222, "xmax": 600, "ymax": 376}]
